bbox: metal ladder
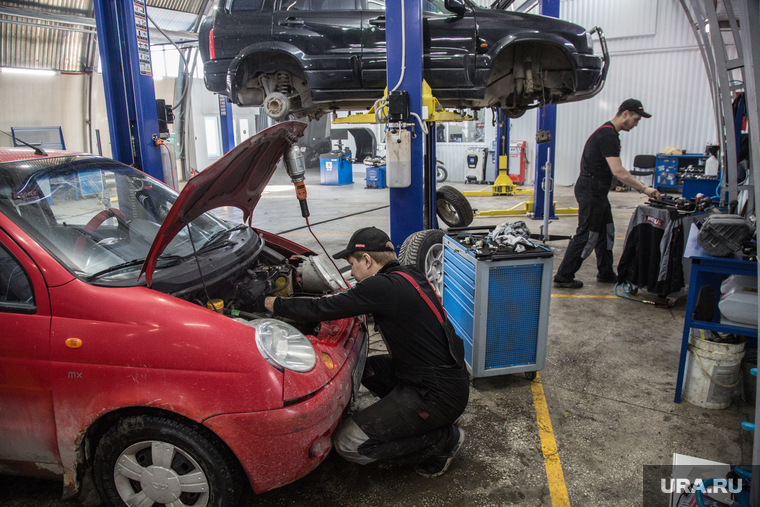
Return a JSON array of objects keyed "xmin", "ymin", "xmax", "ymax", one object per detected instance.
[{"xmin": 678, "ymin": 0, "xmax": 755, "ymax": 211}]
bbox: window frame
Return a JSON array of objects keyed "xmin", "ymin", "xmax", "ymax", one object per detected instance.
[{"xmin": 0, "ymin": 243, "xmax": 36, "ymax": 315}]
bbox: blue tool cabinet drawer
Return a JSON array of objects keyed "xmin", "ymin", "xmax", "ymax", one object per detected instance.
[{"xmin": 442, "ymin": 235, "xmax": 552, "ymax": 378}]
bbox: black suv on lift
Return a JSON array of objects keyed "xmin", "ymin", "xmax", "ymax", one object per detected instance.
[{"xmin": 199, "ymin": 0, "xmax": 608, "ymax": 120}]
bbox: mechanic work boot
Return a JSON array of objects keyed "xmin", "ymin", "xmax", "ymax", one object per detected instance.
[
  {"xmin": 415, "ymin": 427, "xmax": 465, "ymax": 478},
  {"xmin": 596, "ymin": 273, "xmax": 617, "ymax": 283},
  {"xmin": 553, "ymin": 279, "xmax": 583, "ymax": 289}
]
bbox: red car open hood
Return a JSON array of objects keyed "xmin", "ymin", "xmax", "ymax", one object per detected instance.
[{"xmin": 140, "ymin": 121, "xmax": 306, "ymax": 286}]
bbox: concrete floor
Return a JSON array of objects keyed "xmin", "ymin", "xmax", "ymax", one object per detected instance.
[{"xmin": 1, "ymin": 165, "xmax": 755, "ymax": 506}]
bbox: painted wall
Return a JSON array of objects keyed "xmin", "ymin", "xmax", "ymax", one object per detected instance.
[{"xmin": 0, "ymin": 72, "xmax": 90, "ymax": 151}]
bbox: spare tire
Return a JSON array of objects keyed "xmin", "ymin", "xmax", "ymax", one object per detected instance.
[
  {"xmin": 436, "ymin": 185, "xmax": 474, "ymax": 228},
  {"xmin": 436, "ymin": 161, "xmax": 448, "ymax": 183},
  {"xmin": 399, "ymin": 229, "xmax": 446, "ymax": 297}
]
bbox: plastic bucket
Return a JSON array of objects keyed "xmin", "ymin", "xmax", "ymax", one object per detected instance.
[{"xmin": 683, "ymin": 331, "xmax": 746, "ymax": 409}]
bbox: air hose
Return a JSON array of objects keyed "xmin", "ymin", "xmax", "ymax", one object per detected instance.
[
  {"xmin": 614, "ymin": 281, "xmax": 656, "ymax": 305},
  {"xmin": 614, "ymin": 281, "xmax": 677, "ymax": 308}
]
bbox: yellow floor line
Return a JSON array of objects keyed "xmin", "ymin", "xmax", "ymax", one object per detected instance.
[
  {"xmin": 531, "ymin": 373, "xmax": 571, "ymax": 507},
  {"xmin": 551, "ymin": 294, "xmax": 618, "ymax": 298}
]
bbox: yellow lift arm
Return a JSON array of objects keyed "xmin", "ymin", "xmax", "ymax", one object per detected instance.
[{"xmin": 331, "ymin": 81, "xmax": 475, "ymax": 124}]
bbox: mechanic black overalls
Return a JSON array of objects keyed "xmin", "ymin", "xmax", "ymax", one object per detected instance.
[
  {"xmin": 554, "ymin": 121, "xmax": 620, "ymax": 284},
  {"xmin": 273, "ymin": 260, "xmax": 469, "ymax": 465}
]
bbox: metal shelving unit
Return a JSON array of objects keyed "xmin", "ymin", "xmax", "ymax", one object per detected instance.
[{"xmin": 678, "ymin": 2, "xmax": 759, "ymax": 504}]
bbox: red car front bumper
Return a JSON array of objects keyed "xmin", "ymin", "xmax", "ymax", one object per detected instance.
[{"xmin": 204, "ymin": 331, "xmax": 364, "ymax": 493}]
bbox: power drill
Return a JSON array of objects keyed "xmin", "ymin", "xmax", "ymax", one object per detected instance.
[{"xmin": 283, "ymin": 145, "xmax": 309, "ymax": 218}]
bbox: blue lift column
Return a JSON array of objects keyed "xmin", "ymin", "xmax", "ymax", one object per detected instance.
[
  {"xmin": 93, "ymin": 0, "xmax": 164, "ymax": 182},
  {"xmin": 218, "ymin": 95, "xmax": 236, "ymax": 154},
  {"xmin": 531, "ymin": 0, "xmax": 558, "ymax": 220},
  {"xmin": 386, "ymin": 0, "xmax": 424, "ymax": 251}
]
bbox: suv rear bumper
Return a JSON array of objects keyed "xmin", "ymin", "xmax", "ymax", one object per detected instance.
[{"xmin": 204, "ymin": 59, "xmax": 231, "ymax": 93}]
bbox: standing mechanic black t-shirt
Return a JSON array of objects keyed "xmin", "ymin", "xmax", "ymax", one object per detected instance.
[{"xmin": 580, "ymin": 121, "xmax": 621, "ymax": 190}]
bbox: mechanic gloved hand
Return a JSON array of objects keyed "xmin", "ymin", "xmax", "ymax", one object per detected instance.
[{"xmin": 253, "ymin": 296, "xmax": 268, "ymax": 313}]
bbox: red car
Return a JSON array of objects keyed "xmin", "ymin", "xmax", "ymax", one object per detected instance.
[{"xmin": 0, "ymin": 122, "xmax": 367, "ymax": 506}]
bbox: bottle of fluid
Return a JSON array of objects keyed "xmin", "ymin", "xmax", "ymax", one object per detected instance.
[{"xmin": 705, "ymin": 154, "xmax": 719, "ymax": 176}]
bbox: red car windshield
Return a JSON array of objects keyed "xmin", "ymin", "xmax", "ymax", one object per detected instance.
[{"xmin": 0, "ymin": 156, "xmax": 234, "ymax": 281}]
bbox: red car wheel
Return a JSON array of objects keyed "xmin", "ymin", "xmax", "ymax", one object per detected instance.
[{"xmin": 94, "ymin": 415, "xmax": 242, "ymax": 507}]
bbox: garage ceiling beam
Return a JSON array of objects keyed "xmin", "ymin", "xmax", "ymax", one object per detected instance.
[
  {"xmin": 0, "ymin": 6, "xmax": 96, "ymax": 28},
  {"xmin": 0, "ymin": 6, "xmax": 197, "ymax": 43},
  {"xmin": 0, "ymin": 17, "xmax": 94, "ymax": 34}
]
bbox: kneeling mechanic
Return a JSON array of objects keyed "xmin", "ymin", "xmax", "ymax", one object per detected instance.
[{"xmin": 263, "ymin": 227, "xmax": 469, "ymax": 477}]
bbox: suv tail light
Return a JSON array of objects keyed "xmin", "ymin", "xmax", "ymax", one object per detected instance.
[{"xmin": 209, "ymin": 28, "xmax": 215, "ymax": 60}]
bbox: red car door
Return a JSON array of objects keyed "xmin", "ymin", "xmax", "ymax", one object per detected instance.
[{"xmin": 0, "ymin": 229, "xmax": 59, "ymax": 471}]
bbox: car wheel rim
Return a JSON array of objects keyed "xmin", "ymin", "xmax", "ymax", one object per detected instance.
[
  {"xmin": 424, "ymin": 243, "xmax": 444, "ymax": 297},
  {"xmin": 114, "ymin": 440, "xmax": 210, "ymax": 507},
  {"xmin": 437, "ymin": 201, "xmax": 459, "ymax": 224}
]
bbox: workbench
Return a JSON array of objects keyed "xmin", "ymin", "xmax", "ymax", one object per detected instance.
[{"xmin": 674, "ymin": 223, "xmax": 757, "ymax": 403}]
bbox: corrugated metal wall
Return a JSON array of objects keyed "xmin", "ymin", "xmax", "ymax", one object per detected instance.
[
  {"xmin": 0, "ymin": 0, "xmax": 93, "ymax": 71},
  {"xmin": 508, "ymin": 0, "xmax": 725, "ymax": 186},
  {"xmin": 0, "ymin": 0, "xmax": 198, "ymax": 72},
  {"xmin": 0, "ymin": 18, "xmax": 91, "ymax": 72}
]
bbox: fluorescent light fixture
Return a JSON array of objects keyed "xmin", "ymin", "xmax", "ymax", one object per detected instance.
[{"xmin": 1, "ymin": 67, "xmax": 58, "ymax": 76}]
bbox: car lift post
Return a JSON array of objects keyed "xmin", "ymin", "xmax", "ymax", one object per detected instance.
[
  {"xmin": 495, "ymin": 110, "xmax": 508, "ymax": 180},
  {"xmin": 93, "ymin": 0, "xmax": 165, "ymax": 182},
  {"xmin": 531, "ymin": 0, "xmax": 558, "ymax": 220},
  {"xmin": 218, "ymin": 95, "xmax": 236, "ymax": 154},
  {"xmin": 386, "ymin": 0, "xmax": 425, "ymax": 251}
]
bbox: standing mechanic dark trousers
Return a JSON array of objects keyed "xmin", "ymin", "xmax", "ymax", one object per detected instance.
[
  {"xmin": 554, "ymin": 99, "xmax": 661, "ymax": 289},
  {"xmin": 263, "ymin": 227, "xmax": 469, "ymax": 477}
]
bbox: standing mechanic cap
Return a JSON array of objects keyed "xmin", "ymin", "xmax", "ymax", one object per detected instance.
[
  {"xmin": 617, "ymin": 98, "xmax": 652, "ymax": 118},
  {"xmin": 333, "ymin": 227, "xmax": 395, "ymax": 259}
]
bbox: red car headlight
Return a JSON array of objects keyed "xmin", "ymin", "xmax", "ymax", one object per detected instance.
[{"xmin": 250, "ymin": 318, "xmax": 316, "ymax": 373}]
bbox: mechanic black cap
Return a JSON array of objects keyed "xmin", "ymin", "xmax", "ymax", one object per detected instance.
[
  {"xmin": 333, "ymin": 227, "xmax": 394, "ymax": 259},
  {"xmin": 618, "ymin": 98, "xmax": 651, "ymax": 118}
]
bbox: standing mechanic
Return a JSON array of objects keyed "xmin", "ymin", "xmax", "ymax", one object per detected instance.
[
  {"xmin": 553, "ymin": 99, "xmax": 661, "ymax": 289},
  {"xmin": 263, "ymin": 227, "xmax": 469, "ymax": 477}
]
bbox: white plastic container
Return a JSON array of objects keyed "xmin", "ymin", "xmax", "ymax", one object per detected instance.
[
  {"xmin": 705, "ymin": 155, "xmax": 719, "ymax": 176},
  {"xmin": 719, "ymin": 287, "xmax": 758, "ymax": 327},
  {"xmin": 721, "ymin": 274, "xmax": 757, "ymax": 295},
  {"xmin": 683, "ymin": 333, "xmax": 746, "ymax": 409},
  {"xmin": 385, "ymin": 130, "xmax": 411, "ymax": 188}
]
